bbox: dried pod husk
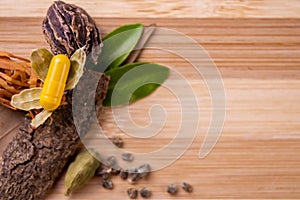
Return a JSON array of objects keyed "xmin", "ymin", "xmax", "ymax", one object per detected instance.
[
  {"xmin": 42, "ymin": 1, "xmax": 102, "ymax": 64},
  {"xmin": 0, "ymin": 51, "xmax": 41, "ymax": 109},
  {"xmin": 10, "ymin": 87, "xmax": 43, "ymax": 111},
  {"xmin": 64, "ymin": 149, "xmax": 100, "ymax": 196}
]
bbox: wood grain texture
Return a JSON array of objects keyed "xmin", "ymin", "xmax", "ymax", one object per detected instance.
[
  {"xmin": 0, "ymin": 17, "xmax": 300, "ymax": 199},
  {"xmin": 0, "ymin": 0, "xmax": 300, "ymax": 18}
]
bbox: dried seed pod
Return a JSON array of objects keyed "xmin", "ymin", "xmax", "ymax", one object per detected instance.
[
  {"xmin": 42, "ymin": 1, "xmax": 102, "ymax": 64},
  {"xmin": 181, "ymin": 182, "xmax": 193, "ymax": 193},
  {"xmin": 64, "ymin": 149, "xmax": 100, "ymax": 196},
  {"xmin": 140, "ymin": 187, "xmax": 152, "ymax": 198},
  {"xmin": 127, "ymin": 188, "xmax": 138, "ymax": 199},
  {"xmin": 167, "ymin": 184, "xmax": 178, "ymax": 195}
]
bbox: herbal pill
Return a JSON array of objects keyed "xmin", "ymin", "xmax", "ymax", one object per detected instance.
[{"xmin": 40, "ymin": 54, "xmax": 70, "ymax": 111}]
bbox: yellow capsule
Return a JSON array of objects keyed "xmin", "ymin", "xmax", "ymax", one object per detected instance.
[{"xmin": 40, "ymin": 54, "xmax": 70, "ymax": 111}]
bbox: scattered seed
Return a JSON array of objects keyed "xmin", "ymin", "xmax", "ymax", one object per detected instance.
[
  {"xmin": 127, "ymin": 188, "xmax": 138, "ymax": 199},
  {"xmin": 137, "ymin": 163, "xmax": 151, "ymax": 179},
  {"xmin": 167, "ymin": 184, "xmax": 178, "ymax": 195},
  {"xmin": 182, "ymin": 182, "xmax": 193, "ymax": 193},
  {"xmin": 102, "ymin": 179, "xmax": 114, "ymax": 190},
  {"xmin": 106, "ymin": 156, "xmax": 117, "ymax": 167},
  {"xmin": 140, "ymin": 187, "xmax": 152, "ymax": 198},
  {"xmin": 128, "ymin": 173, "xmax": 140, "ymax": 184},
  {"xmin": 94, "ymin": 167, "xmax": 103, "ymax": 177},
  {"xmin": 111, "ymin": 166, "xmax": 121, "ymax": 175},
  {"xmin": 120, "ymin": 170, "xmax": 129, "ymax": 180},
  {"xmin": 101, "ymin": 171, "xmax": 111, "ymax": 180},
  {"xmin": 122, "ymin": 153, "xmax": 134, "ymax": 162},
  {"xmin": 110, "ymin": 136, "xmax": 124, "ymax": 148}
]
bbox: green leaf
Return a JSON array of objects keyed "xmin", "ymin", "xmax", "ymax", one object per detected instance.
[
  {"xmin": 91, "ymin": 24, "xmax": 143, "ymax": 72},
  {"xmin": 11, "ymin": 87, "xmax": 43, "ymax": 111},
  {"xmin": 103, "ymin": 62, "xmax": 170, "ymax": 106},
  {"xmin": 66, "ymin": 48, "xmax": 86, "ymax": 90},
  {"xmin": 30, "ymin": 48, "xmax": 53, "ymax": 81}
]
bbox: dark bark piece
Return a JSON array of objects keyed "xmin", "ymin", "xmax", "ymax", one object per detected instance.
[{"xmin": 0, "ymin": 71, "xmax": 109, "ymax": 200}]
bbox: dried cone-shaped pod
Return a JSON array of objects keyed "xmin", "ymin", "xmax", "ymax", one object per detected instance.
[{"xmin": 42, "ymin": 1, "xmax": 102, "ymax": 63}]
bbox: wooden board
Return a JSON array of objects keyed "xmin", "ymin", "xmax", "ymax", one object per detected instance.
[
  {"xmin": 1, "ymin": 0, "xmax": 300, "ymax": 18},
  {"xmin": 1, "ymin": 17, "xmax": 300, "ymax": 199}
]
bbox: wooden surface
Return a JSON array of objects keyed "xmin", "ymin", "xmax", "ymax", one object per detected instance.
[
  {"xmin": 1, "ymin": 1, "xmax": 300, "ymax": 199},
  {"xmin": 1, "ymin": 0, "xmax": 300, "ymax": 18}
]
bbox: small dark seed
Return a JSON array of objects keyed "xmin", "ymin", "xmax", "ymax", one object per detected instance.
[
  {"xmin": 110, "ymin": 136, "xmax": 124, "ymax": 148},
  {"xmin": 94, "ymin": 167, "xmax": 103, "ymax": 177},
  {"xmin": 127, "ymin": 188, "xmax": 138, "ymax": 199},
  {"xmin": 106, "ymin": 156, "xmax": 117, "ymax": 167},
  {"xmin": 128, "ymin": 173, "xmax": 140, "ymax": 184},
  {"xmin": 102, "ymin": 179, "xmax": 114, "ymax": 190},
  {"xmin": 111, "ymin": 166, "xmax": 121, "ymax": 175},
  {"xmin": 140, "ymin": 187, "xmax": 152, "ymax": 198},
  {"xmin": 101, "ymin": 171, "xmax": 111, "ymax": 180},
  {"xmin": 122, "ymin": 153, "xmax": 134, "ymax": 162},
  {"xmin": 120, "ymin": 170, "xmax": 129, "ymax": 180},
  {"xmin": 137, "ymin": 163, "xmax": 151, "ymax": 179},
  {"xmin": 167, "ymin": 184, "xmax": 178, "ymax": 195},
  {"xmin": 182, "ymin": 182, "xmax": 193, "ymax": 193}
]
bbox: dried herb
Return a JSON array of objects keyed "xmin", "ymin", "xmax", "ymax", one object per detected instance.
[
  {"xmin": 0, "ymin": 73, "xmax": 110, "ymax": 200},
  {"xmin": 64, "ymin": 149, "xmax": 100, "ymax": 196},
  {"xmin": 140, "ymin": 187, "xmax": 152, "ymax": 198},
  {"xmin": 127, "ymin": 188, "xmax": 139, "ymax": 199},
  {"xmin": 0, "ymin": 51, "xmax": 40, "ymax": 110},
  {"xmin": 167, "ymin": 184, "xmax": 178, "ymax": 195},
  {"xmin": 181, "ymin": 182, "xmax": 193, "ymax": 193},
  {"xmin": 11, "ymin": 48, "xmax": 87, "ymax": 128}
]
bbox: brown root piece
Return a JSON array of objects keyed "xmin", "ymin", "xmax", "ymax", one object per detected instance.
[
  {"xmin": 0, "ymin": 51, "xmax": 41, "ymax": 110},
  {"xmin": 0, "ymin": 71, "xmax": 110, "ymax": 200}
]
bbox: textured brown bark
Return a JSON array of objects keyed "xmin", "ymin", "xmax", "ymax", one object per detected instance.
[{"xmin": 0, "ymin": 71, "xmax": 109, "ymax": 200}]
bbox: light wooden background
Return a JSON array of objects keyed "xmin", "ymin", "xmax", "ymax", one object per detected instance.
[
  {"xmin": 1, "ymin": 0, "xmax": 300, "ymax": 18},
  {"xmin": 1, "ymin": 1, "xmax": 300, "ymax": 199}
]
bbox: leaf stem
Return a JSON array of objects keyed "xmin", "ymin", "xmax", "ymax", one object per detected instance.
[{"xmin": 124, "ymin": 24, "xmax": 156, "ymax": 64}]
